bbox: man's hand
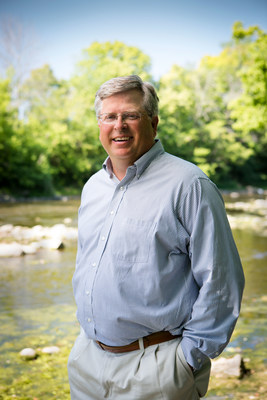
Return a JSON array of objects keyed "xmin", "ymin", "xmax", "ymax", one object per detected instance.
[{"xmin": 188, "ymin": 363, "xmax": 194, "ymax": 373}]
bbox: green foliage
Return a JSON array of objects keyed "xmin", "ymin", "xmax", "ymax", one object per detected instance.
[
  {"xmin": 0, "ymin": 79, "xmax": 52, "ymax": 195},
  {"xmin": 0, "ymin": 29, "xmax": 266, "ymax": 196},
  {"xmin": 228, "ymin": 26, "xmax": 267, "ymax": 176},
  {"xmin": 20, "ymin": 65, "xmax": 100, "ymax": 190},
  {"xmin": 158, "ymin": 22, "xmax": 267, "ymax": 185}
]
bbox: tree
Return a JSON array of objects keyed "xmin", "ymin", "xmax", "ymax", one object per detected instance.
[
  {"xmin": 228, "ymin": 22, "xmax": 267, "ymax": 180},
  {"xmin": 158, "ymin": 22, "xmax": 266, "ymax": 186},
  {"xmin": 70, "ymin": 41, "xmax": 152, "ymax": 120},
  {"xmin": 157, "ymin": 65, "xmax": 197, "ymax": 161},
  {"xmin": 2, "ymin": 27, "xmax": 266, "ymax": 196},
  {"xmin": 0, "ymin": 78, "xmax": 52, "ymax": 195},
  {"xmin": 0, "ymin": 16, "xmax": 39, "ymax": 107},
  {"xmin": 20, "ymin": 65, "xmax": 87, "ymax": 190},
  {"xmin": 15, "ymin": 42, "xmax": 154, "ymax": 192}
]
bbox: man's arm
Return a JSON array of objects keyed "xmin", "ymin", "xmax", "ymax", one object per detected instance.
[{"xmin": 179, "ymin": 178, "xmax": 245, "ymax": 370}]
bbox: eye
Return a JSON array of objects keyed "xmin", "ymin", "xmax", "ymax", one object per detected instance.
[
  {"xmin": 124, "ymin": 112, "xmax": 140, "ymax": 120},
  {"xmin": 104, "ymin": 113, "xmax": 117, "ymax": 122}
]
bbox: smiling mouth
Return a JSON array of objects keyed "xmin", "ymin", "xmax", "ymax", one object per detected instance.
[{"xmin": 113, "ymin": 137, "xmax": 132, "ymax": 142}]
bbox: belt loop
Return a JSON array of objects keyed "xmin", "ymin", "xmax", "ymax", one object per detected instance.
[{"xmin": 138, "ymin": 338, "xmax": 144, "ymax": 351}]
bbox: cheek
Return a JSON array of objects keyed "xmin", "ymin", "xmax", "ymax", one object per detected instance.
[
  {"xmin": 99, "ymin": 133, "xmax": 106, "ymax": 146},
  {"xmin": 99, "ymin": 126, "xmax": 110, "ymax": 142},
  {"xmin": 99, "ymin": 131, "xmax": 106, "ymax": 147}
]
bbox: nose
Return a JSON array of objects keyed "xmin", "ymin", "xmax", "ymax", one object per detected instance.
[{"xmin": 114, "ymin": 115, "xmax": 126, "ymax": 130}]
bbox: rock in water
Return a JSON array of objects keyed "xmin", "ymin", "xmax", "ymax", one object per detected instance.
[
  {"xmin": 19, "ymin": 348, "xmax": 37, "ymax": 360},
  {"xmin": 38, "ymin": 239, "xmax": 64, "ymax": 250},
  {"xmin": 0, "ymin": 243, "xmax": 24, "ymax": 257},
  {"xmin": 211, "ymin": 354, "xmax": 250, "ymax": 378},
  {"xmin": 42, "ymin": 346, "xmax": 60, "ymax": 354}
]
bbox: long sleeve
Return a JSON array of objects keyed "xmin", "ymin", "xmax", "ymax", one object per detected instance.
[{"xmin": 180, "ymin": 178, "xmax": 245, "ymax": 369}]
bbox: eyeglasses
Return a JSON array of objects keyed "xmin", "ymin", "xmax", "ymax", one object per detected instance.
[{"xmin": 98, "ymin": 112, "xmax": 147, "ymax": 124}]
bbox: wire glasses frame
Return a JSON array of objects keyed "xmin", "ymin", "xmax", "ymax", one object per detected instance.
[{"xmin": 98, "ymin": 112, "xmax": 147, "ymax": 124}]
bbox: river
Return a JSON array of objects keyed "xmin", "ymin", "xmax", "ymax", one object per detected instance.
[{"xmin": 0, "ymin": 195, "xmax": 266, "ymax": 399}]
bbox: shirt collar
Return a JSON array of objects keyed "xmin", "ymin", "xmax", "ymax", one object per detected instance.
[
  {"xmin": 103, "ymin": 139, "xmax": 165, "ymax": 179},
  {"xmin": 134, "ymin": 139, "xmax": 164, "ymax": 178},
  {"xmin": 103, "ymin": 157, "xmax": 114, "ymax": 179}
]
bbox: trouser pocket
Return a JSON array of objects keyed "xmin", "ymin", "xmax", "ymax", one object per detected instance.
[
  {"xmin": 177, "ymin": 342, "xmax": 211, "ymax": 397},
  {"xmin": 193, "ymin": 357, "xmax": 211, "ymax": 397}
]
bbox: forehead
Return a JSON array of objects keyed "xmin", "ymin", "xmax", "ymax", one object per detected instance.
[{"xmin": 101, "ymin": 89, "xmax": 144, "ymax": 112}]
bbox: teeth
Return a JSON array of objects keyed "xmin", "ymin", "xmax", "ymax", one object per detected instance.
[{"xmin": 114, "ymin": 137, "xmax": 131, "ymax": 142}]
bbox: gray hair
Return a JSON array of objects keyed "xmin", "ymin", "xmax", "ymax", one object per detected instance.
[{"xmin": 94, "ymin": 75, "xmax": 159, "ymax": 118}]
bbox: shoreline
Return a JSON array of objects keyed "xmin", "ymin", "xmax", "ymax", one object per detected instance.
[{"xmin": 0, "ymin": 186, "xmax": 266, "ymax": 204}]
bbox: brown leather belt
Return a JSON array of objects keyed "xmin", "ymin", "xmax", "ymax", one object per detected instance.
[{"xmin": 96, "ymin": 331, "xmax": 180, "ymax": 353}]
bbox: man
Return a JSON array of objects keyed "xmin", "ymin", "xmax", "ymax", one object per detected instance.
[{"xmin": 68, "ymin": 75, "xmax": 244, "ymax": 400}]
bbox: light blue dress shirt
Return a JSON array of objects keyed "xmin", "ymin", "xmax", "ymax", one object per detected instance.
[{"xmin": 73, "ymin": 140, "xmax": 244, "ymax": 369}]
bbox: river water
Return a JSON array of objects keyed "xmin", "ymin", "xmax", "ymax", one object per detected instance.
[{"xmin": 0, "ymin": 196, "xmax": 266, "ymax": 398}]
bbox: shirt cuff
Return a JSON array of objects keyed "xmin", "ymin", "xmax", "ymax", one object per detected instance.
[{"xmin": 180, "ymin": 337, "xmax": 209, "ymax": 370}]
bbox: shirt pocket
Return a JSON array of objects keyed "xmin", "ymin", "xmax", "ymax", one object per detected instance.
[{"xmin": 111, "ymin": 218, "xmax": 156, "ymax": 263}]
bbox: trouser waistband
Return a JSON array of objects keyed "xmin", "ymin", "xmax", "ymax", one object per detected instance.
[{"xmin": 96, "ymin": 331, "xmax": 181, "ymax": 353}]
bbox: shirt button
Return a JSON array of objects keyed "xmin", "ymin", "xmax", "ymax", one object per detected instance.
[
  {"xmin": 101, "ymin": 236, "xmax": 105, "ymax": 241},
  {"xmin": 197, "ymin": 358, "xmax": 201, "ymax": 363},
  {"xmin": 86, "ymin": 291, "xmax": 90, "ymax": 295},
  {"xmin": 120, "ymin": 186, "xmax": 124, "ymax": 191},
  {"xmin": 110, "ymin": 210, "xmax": 114, "ymax": 215},
  {"xmin": 92, "ymin": 262, "xmax": 96, "ymax": 267},
  {"xmin": 87, "ymin": 318, "xmax": 91, "ymax": 323}
]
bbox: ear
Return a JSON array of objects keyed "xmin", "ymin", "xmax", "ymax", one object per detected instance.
[{"xmin": 151, "ymin": 116, "xmax": 159, "ymax": 137}]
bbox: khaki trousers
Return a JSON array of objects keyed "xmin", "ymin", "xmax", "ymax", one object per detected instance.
[{"xmin": 68, "ymin": 329, "xmax": 211, "ymax": 400}]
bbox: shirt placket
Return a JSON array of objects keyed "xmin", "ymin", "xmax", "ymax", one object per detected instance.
[{"xmin": 82, "ymin": 181, "xmax": 130, "ymax": 338}]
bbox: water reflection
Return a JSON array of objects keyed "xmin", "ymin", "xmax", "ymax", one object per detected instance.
[
  {"xmin": 0, "ymin": 199, "xmax": 79, "ymax": 227},
  {"xmin": 233, "ymin": 230, "xmax": 267, "ymax": 298},
  {"xmin": 0, "ymin": 247, "xmax": 76, "ymax": 313}
]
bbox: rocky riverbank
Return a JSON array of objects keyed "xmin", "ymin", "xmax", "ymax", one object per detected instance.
[
  {"xmin": 0, "ymin": 195, "xmax": 266, "ymax": 257},
  {"xmin": 225, "ymin": 197, "xmax": 267, "ymax": 237},
  {"xmin": 0, "ymin": 223, "xmax": 77, "ymax": 256}
]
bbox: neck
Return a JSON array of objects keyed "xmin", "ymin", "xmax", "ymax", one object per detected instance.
[{"xmin": 111, "ymin": 161, "xmax": 129, "ymax": 181}]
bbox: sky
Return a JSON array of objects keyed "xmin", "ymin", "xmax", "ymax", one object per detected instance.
[{"xmin": 0, "ymin": 0, "xmax": 267, "ymax": 81}]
